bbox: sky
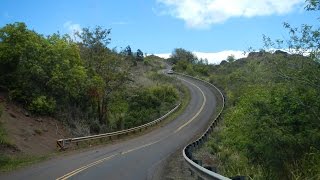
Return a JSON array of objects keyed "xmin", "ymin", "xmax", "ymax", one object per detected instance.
[{"xmin": 0, "ymin": 0, "xmax": 318, "ymax": 64}]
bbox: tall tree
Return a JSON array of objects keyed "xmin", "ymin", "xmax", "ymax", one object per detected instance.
[
  {"xmin": 136, "ymin": 49, "xmax": 144, "ymax": 61},
  {"xmin": 170, "ymin": 48, "xmax": 198, "ymax": 64},
  {"xmin": 76, "ymin": 27, "xmax": 131, "ymax": 125}
]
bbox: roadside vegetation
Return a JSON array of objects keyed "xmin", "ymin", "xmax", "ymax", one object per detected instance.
[
  {"xmin": 0, "ymin": 22, "xmax": 180, "ymax": 135},
  {"xmin": 168, "ymin": 1, "xmax": 320, "ymax": 179},
  {"xmin": 0, "ymin": 22, "xmax": 183, "ymax": 170}
]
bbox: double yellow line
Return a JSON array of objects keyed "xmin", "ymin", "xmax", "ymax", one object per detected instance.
[
  {"xmin": 174, "ymin": 77, "xmax": 206, "ymax": 133},
  {"xmin": 56, "ymin": 77, "xmax": 206, "ymax": 180},
  {"xmin": 56, "ymin": 154, "xmax": 117, "ymax": 180}
]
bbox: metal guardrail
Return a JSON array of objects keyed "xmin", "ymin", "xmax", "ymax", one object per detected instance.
[
  {"xmin": 176, "ymin": 72, "xmax": 232, "ymax": 180},
  {"xmin": 57, "ymin": 103, "xmax": 181, "ymax": 150}
]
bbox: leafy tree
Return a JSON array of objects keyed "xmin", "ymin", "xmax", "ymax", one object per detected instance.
[
  {"xmin": 136, "ymin": 49, "xmax": 144, "ymax": 61},
  {"xmin": 120, "ymin": 45, "xmax": 136, "ymax": 65},
  {"xmin": 263, "ymin": 0, "xmax": 320, "ymax": 61},
  {"xmin": 76, "ymin": 26, "xmax": 131, "ymax": 125},
  {"xmin": 170, "ymin": 48, "xmax": 198, "ymax": 64},
  {"xmin": 0, "ymin": 22, "xmax": 29, "ymax": 77},
  {"xmin": 0, "ymin": 22, "xmax": 89, "ymax": 115},
  {"xmin": 226, "ymin": 54, "xmax": 235, "ymax": 63},
  {"xmin": 122, "ymin": 45, "xmax": 133, "ymax": 57}
]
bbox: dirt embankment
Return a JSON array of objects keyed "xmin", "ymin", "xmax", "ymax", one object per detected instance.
[{"xmin": 0, "ymin": 93, "xmax": 69, "ymax": 156}]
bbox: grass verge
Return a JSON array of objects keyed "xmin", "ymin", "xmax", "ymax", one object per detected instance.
[{"xmin": 0, "ymin": 155, "xmax": 48, "ymax": 172}]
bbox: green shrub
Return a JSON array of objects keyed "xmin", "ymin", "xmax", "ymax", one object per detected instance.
[
  {"xmin": 149, "ymin": 84, "xmax": 179, "ymax": 104},
  {"xmin": 28, "ymin": 96, "xmax": 56, "ymax": 115}
]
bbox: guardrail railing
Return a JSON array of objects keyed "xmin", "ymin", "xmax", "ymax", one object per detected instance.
[
  {"xmin": 57, "ymin": 103, "xmax": 181, "ymax": 150},
  {"xmin": 176, "ymin": 72, "xmax": 232, "ymax": 180}
]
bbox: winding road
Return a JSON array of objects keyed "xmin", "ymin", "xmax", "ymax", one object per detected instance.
[{"xmin": 1, "ymin": 74, "xmax": 218, "ymax": 180}]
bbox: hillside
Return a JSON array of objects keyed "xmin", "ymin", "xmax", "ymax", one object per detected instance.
[
  {"xmin": 0, "ymin": 22, "xmax": 185, "ymax": 171},
  {"xmin": 0, "ymin": 97, "xmax": 68, "ymax": 155},
  {"xmin": 171, "ymin": 49, "xmax": 320, "ymax": 179}
]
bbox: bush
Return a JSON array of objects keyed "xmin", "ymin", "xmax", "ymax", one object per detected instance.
[
  {"xmin": 28, "ymin": 96, "xmax": 56, "ymax": 115},
  {"xmin": 148, "ymin": 84, "xmax": 179, "ymax": 104}
]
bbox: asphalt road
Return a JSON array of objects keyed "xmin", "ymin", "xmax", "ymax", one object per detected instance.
[{"xmin": 0, "ymin": 74, "xmax": 217, "ymax": 180}]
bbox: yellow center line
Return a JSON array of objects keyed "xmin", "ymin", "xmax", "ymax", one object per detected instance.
[
  {"xmin": 56, "ymin": 140, "xmax": 162, "ymax": 180},
  {"xmin": 174, "ymin": 77, "xmax": 206, "ymax": 133},
  {"xmin": 56, "ymin": 154, "xmax": 117, "ymax": 180}
]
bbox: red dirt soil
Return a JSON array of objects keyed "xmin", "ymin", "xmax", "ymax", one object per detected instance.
[{"xmin": 0, "ymin": 94, "xmax": 69, "ymax": 156}]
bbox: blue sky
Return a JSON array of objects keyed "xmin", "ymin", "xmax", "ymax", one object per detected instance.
[{"xmin": 0, "ymin": 0, "xmax": 318, "ymax": 63}]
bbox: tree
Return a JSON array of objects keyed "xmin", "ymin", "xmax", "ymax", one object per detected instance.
[
  {"xmin": 0, "ymin": 22, "xmax": 89, "ymax": 115},
  {"xmin": 121, "ymin": 45, "xmax": 135, "ymax": 65},
  {"xmin": 136, "ymin": 49, "xmax": 144, "ymax": 61},
  {"xmin": 263, "ymin": 0, "xmax": 320, "ymax": 61},
  {"xmin": 76, "ymin": 27, "xmax": 131, "ymax": 125},
  {"xmin": 170, "ymin": 48, "xmax": 198, "ymax": 64},
  {"xmin": 122, "ymin": 45, "xmax": 133, "ymax": 57},
  {"xmin": 0, "ymin": 22, "xmax": 28, "ymax": 77},
  {"xmin": 226, "ymin": 54, "xmax": 235, "ymax": 63}
]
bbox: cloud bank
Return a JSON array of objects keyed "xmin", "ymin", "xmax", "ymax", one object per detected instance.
[
  {"xmin": 157, "ymin": 0, "xmax": 304, "ymax": 28},
  {"xmin": 155, "ymin": 50, "xmax": 247, "ymax": 64}
]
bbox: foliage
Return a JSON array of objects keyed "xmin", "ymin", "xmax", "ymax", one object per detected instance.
[
  {"xmin": 205, "ymin": 54, "xmax": 320, "ymax": 179},
  {"xmin": 169, "ymin": 43, "xmax": 320, "ymax": 179},
  {"xmin": 263, "ymin": 0, "xmax": 320, "ymax": 62},
  {"xmin": 0, "ymin": 22, "xmax": 87, "ymax": 113},
  {"xmin": 109, "ymin": 84, "xmax": 179, "ymax": 130},
  {"xmin": 226, "ymin": 54, "xmax": 235, "ymax": 63},
  {"xmin": 0, "ymin": 22, "xmax": 179, "ymax": 137},
  {"xmin": 168, "ymin": 48, "xmax": 198, "ymax": 64},
  {"xmin": 220, "ymin": 83, "xmax": 320, "ymax": 178},
  {"xmin": 136, "ymin": 49, "xmax": 144, "ymax": 61},
  {"xmin": 28, "ymin": 96, "xmax": 56, "ymax": 115},
  {"xmin": 210, "ymin": 3, "xmax": 320, "ymax": 173}
]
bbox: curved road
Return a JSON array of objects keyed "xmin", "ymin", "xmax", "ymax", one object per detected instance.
[{"xmin": 1, "ymin": 75, "xmax": 217, "ymax": 180}]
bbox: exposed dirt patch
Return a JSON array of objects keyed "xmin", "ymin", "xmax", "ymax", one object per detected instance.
[
  {"xmin": 0, "ymin": 96, "xmax": 69, "ymax": 156},
  {"xmin": 159, "ymin": 149, "xmax": 197, "ymax": 180}
]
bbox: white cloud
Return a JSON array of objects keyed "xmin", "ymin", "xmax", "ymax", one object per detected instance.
[
  {"xmin": 156, "ymin": 0, "xmax": 304, "ymax": 28},
  {"xmin": 194, "ymin": 51, "xmax": 247, "ymax": 64},
  {"xmin": 155, "ymin": 50, "xmax": 247, "ymax": 64},
  {"xmin": 154, "ymin": 53, "xmax": 171, "ymax": 59},
  {"xmin": 63, "ymin": 21, "xmax": 82, "ymax": 38}
]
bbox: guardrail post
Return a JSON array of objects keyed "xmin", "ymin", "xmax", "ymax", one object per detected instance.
[{"xmin": 57, "ymin": 139, "xmax": 64, "ymax": 150}]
